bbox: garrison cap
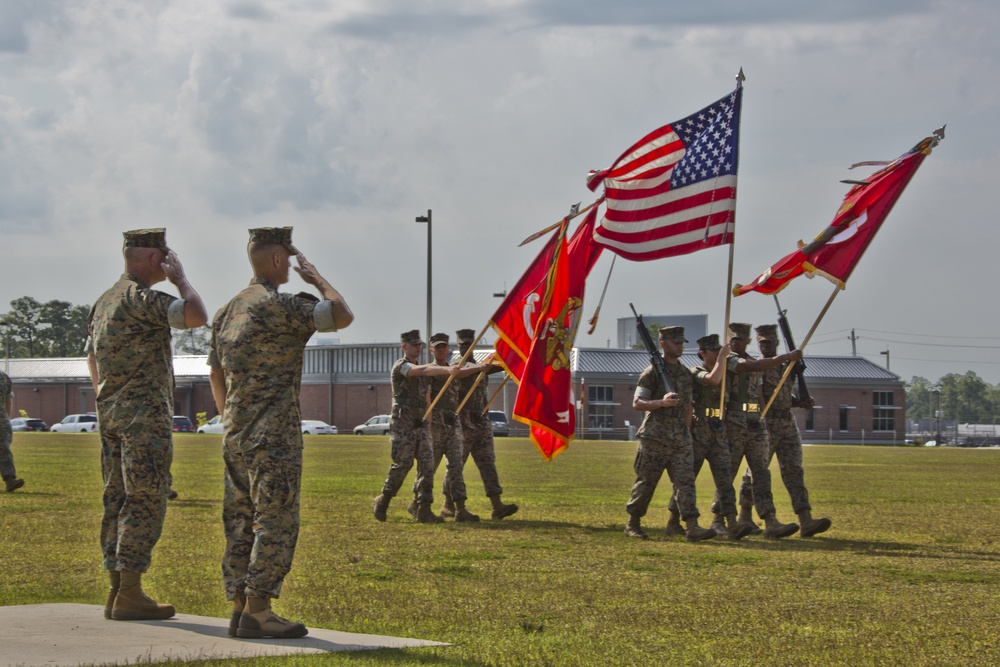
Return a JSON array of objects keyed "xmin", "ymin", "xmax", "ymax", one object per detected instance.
[
  {"xmin": 123, "ymin": 228, "xmax": 170, "ymax": 253},
  {"xmin": 400, "ymin": 329, "xmax": 423, "ymax": 345},
  {"xmin": 658, "ymin": 326, "xmax": 688, "ymax": 343},
  {"xmin": 248, "ymin": 226, "xmax": 299, "ymax": 254},
  {"xmin": 456, "ymin": 329, "xmax": 476, "ymax": 344},
  {"xmin": 729, "ymin": 322, "xmax": 752, "ymax": 340},
  {"xmin": 429, "ymin": 333, "xmax": 450, "ymax": 347},
  {"xmin": 756, "ymin": 324, "xmax": 779, "ymax": 341},
  {"xmin": 697, "ymin": 334, "xmax": 722, "ymax": 351}
]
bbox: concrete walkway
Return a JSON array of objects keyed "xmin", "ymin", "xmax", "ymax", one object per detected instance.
[{"xmin": 1, "ymin": 603, "xmax": 448, "ymax": 666}]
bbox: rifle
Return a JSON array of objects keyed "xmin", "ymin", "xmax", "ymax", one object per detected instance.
[
  {"xmin": 629, "ymin": 303, "xmax": 674, "ymax": 394},
  {"xmin": 774, "ymin": 295, "xmax": 811, "ymax": 405}
]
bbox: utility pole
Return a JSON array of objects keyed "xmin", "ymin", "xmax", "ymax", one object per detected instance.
[
  {"xmin": 880, "ymin": 348, "xmax": 890, "ymax": 371},
  {"xmin": 848, "ymin": 329, "xmax": 859, "ymax": 356}
]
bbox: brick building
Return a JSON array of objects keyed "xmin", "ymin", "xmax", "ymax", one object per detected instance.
[{"xmin": 4, "ymin": 345, "xmax": 904, "ymax": 443}]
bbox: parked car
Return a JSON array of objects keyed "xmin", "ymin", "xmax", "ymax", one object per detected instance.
[
  {"xmin": 51, "ymin": 413, "xmax": 99, "ymax": 433},
  {"xmin": 172, "ymin": 416, "xmax": 195, "ymax": 433},
  {"xmin": 197, "ymin": 415, "xmax": 224, "ymax": 434},
  {"xmin": 354, "ymin": 414, "xmax": 391, "ymax": 435},
  {"xmin": 301, "ymin": 420, "xmax": 337, "ymax": 435},
  {"xmin": 10, "ymin": 417, "xmax": 48, "ymax": 432},
  {"xmin": 488, "ymin": 410, "xmax": 510, "ymax": 437}
]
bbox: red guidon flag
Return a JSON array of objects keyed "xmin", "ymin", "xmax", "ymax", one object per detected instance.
[
  {"xmin": 734, "ymin": 130, "xmax": 944, "ymax": 296},
  {"xmin": 588, "ymin": 85, "xmax": 742, "ymax": 261}
]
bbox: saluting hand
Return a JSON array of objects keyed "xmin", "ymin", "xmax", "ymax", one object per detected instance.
[
  {"xmin": 293, "ymin": 253, "xmax": 325, "ymax": 287},
  {"xmin": 162, "ymin": 251, "xmax": 189, "ymax": 285}
]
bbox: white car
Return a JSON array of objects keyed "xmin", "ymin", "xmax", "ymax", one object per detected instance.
[
  {"xmin": 51, "ymin": 414, "xmax": 99, "ymax": 433},
  {"xmin": 197, "ymin": 415, "xmax": 225, "ymax": 434},
  {"xmin": 301, "ymin": 420, "xmax": 337, "ymax": 435}
]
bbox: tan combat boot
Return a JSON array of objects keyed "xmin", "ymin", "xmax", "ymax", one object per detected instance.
[
  {"xmin": 372, "ymin": 494, "xmax": 390, "ymax": 522},
  {"xmin": 708, "ymin": 513, "xmax": 728, "ymax": 537},
  {"xmin": 797, "ymin": 510, "xmax": 832, "ymax": 538},
  {"xmin": 111, "ymin": 571, "xmax": 175, "ymax": 620},
  {"xmin": 229, "ymin": 596, "xmax": 246, "ymax": 637},
  {"xmin": 439, "ymin": 494, "xmax": 456, "ymax": 519},
  {"xmin": 237, "ymin": 595, "xmax": 308, "ymax": 639},
  {"xmin": 406, "ymin": 498, "xmax": 418, "ymax": 519},
  {"xmin": 725, "ymin": 514, "xmax": 756, "ymax": 541},
  {"xmin": 685, "ymin": 518, "xmax": 717, "ymax": 543},
  {"xmin": 488, "ymin": 494, "xmax": 519, "ymax": 520},
  {"xmin": 664, "ymin": 510, "xmax": 686, "ymax": 536},
  {"xmin": 762, "ymin": 514, "xmax": 799, "ymax": 539},
  {"xmin": 739, "ymin": 505, "xmax": 763, "ymax": 535},
  {"xmin": 415, "ymin": 501, "xmax": 444, "ymax": 523},
  {"xmin": 453, "ymin": 500, "xmax": 480, "ymax": 522},
  {"xmin": 624, "ymin": 514, "xmax": 648, "ymax": 540},
  {"xmin": 104, "ymin": 571, "xmax": 120, "ymax": 619}
]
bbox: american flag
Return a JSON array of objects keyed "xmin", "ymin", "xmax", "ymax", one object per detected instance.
[{"xmin": 588, "ymin": 86, "xmax": 742, "ymax": 261}]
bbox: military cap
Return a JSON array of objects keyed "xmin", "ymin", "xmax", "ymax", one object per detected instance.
[
  {"xmin": 729, "ymin": 322, "xmax": 752, "ymax": 339},
  {"xmin": 429, "ymin": 332, "xmax": 450, "ymax": 347},
  {"xmin": 400, "ymin": 329, "xmax": 424, "ymax": 345},
  {"xmin": 697, "ymin": 333, "xmax": 722, "ymax": 350},
  {"xmin": 756, "ymin": 324, "xmax": 779, "ymax": 341},
  {"xmin": 123, "ymin": 228, "xmax": 170, "ymax": 253},
  {"xmin": 456, "ymin": 329, "xmax": 476, "ymax": 344},
  {"xmin": 248, "ymin": 226, "xmax": 299, "ymax": 254},
  {"xmin": 658, "ymin": 326, "xmax": 688, "ymax": 342}
]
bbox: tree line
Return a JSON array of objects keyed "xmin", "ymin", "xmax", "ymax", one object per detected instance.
[
  {"xmin": 906, "ymin": 372, "xmax": 1000, "ymax": 426},
  {"xmin": 1, "ymin": 296, "xmax": 210, "ymax": 358}
]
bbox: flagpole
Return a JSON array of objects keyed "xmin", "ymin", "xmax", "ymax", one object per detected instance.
[
  {"xmin": 455, "ymin": 367, "xmax": 488, "ymax": 414},
  {"xmin": 422, "ymin": 322, "xmax": 492, "ymax": 422},
  {"xmin": 760, "ymin": 285, "xmax": 840, "ymax": 419},
  {"xmin": 481, "ymin": 375, "xmax": 510, "ymax": 414},
  {"xmin": 718, "ymin": 242, "xmax": 736, "ymax": 418},
  {"xmin": 587, "ymin": 254, "xmax": 615, "ymax": 335}
]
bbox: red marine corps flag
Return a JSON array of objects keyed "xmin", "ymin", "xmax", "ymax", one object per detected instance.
[{"xmin": 734, "ymin": 128, "xmax": 945, "ymax": 296}]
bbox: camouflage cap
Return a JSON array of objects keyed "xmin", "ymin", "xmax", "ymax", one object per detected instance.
[
  {"xmin": 697, "ymin": 333, "xmax": 722, "ymax": 350},
  {"xmin": 755, "ymin": 324, "xmax": 779, "ymax": 341},
  {"xmin": 429, "ymin": 332, "xmax": 450, "ymax": 347},
  {"xmin": 729, "ymin": 322, "xmax": 752, "ymax": 340},
  {"xmin": 456, "ymin": 329, "xmax": 476, "ymax": 344},
  {"xmin": 123, "ymin": 228, "xmax": 170, "ymax": 253},
  {"xmin": 400, "ymin": 329, "xmax": 423, "ymax": 345},
  {"xmin": 248, "ymin": 227, "xmax": 299, "ymax": 254},
  {"xmin": 658, "ymin": 326, "xmax": 688, "ymax": 343}
]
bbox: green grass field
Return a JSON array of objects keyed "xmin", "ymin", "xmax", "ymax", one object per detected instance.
[{"xmin": 1, "ymin": 433, "xmax": 998, "ymax": 666}]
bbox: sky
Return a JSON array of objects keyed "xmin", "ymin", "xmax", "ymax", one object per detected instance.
[{"xmin": 2, "ymin": 0, "xmax": 999, "ymax": 385}]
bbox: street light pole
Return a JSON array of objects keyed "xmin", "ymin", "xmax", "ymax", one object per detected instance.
[{"xmin": 416, "ymin": 210, "xmax": 432, "ymax": 362}]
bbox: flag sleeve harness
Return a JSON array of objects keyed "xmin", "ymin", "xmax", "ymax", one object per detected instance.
[{"xmin": 629, "ymin": 303, "xmax": 675, "ymax": 395}]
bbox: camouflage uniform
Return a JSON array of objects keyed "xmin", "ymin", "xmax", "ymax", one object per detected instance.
[
  {"xmin": 0, "ymin": 370, "xmax": 17, "ymax": 481},
  {"xmin": 627, "ymin": 359, "xmax": 698, "ymax": 521},
  {"xmin": 380, "ymin": 356, "xmax": 436, "ymax": 504},
  {"xmin": 210, "ymin": 274, "xmax": 339, "ymax": 601},
  {"xmin": 456, "ymin": 364, "xmax": 504, "ymax": 498},
  {"xmin": 429, "ymin": 359, "xmax": 468, "ymax": 504},
  {"xmin": 717, "ymin": 350, "xmax": 776, "ymax": 520},
  {"xmin": 739, "ymin": 361, "xmax": 813, "ymax": 514},
  {"xmin": 668, "ymin": 358, "xmax": 737, "ymax": 518},
  {"xmin": 87, "ymin": 268, "xmax": 189, "ymax": 573}
]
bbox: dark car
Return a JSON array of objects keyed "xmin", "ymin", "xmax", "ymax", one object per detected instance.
[
  {"xmin": 10, "ymin": 417, "xmax": 48, "ymax": 432},
  {"xmin": 172, "ymin": 416, "xmax": 195, "ymax": 433},
  {"xmin": 488, "ymin": 411, "xmax": 510, "ymax": 437}
]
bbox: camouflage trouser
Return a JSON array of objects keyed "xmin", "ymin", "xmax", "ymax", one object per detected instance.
[
  {"xmin": 738, "ymin": 413, "xmax": 811, "ymax": 515},
  {"xmin": 99, "ymin": 423, "xmax": 173, "ymax": 573},
  {"xmin": 458, "ymin": 414, "xmax": 503, "ymax": 498},
  {"xmin": 222, "ymin": 442, "xmax": 302, "ymax": 600},
  {"xmin": 715, "ymin": 420, "xmax": 775, "ymax": 520},
  {"xmin": 627, "ymin": 435, "xmax": 699, "ymax": 522},
  {"xmin": 432, "ymin": 412, "xmax": 468, "ymax": 503},
  {"xmin": 669, "ymin": 420, "xmax": 736, "ymax": 518},
  {"xmin": 381, "ymin": 408, "xmax": 435, "ymax": 504},
  {"xmin": 0, "ymin": 423, "xmax": 15, "ymax": 479}
]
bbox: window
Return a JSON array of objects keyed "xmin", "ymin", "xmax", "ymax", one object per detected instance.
[
  {"xmin": 587, "ymin": 385, "xmax": 615, "ymax": 429},
  {"xmin": 805, "ymin": 408, "xmax": 815, "ymax": 432},
  {"xmin": 873, "ymin": 391, "xmax": 895, "ymax": 432},
  {"xmin": 839, "ymin": 406, "xmax": 849, "ymax": 432}
]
